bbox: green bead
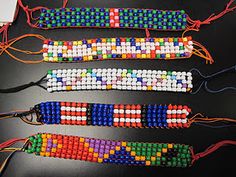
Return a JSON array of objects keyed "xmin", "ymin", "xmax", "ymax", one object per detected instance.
[
  {"xmin": 81, "ymin": 19, "xmax": 85, "ymax": 23},
  {"xmin": 162, "ymin": 11, "xmax": 166, "ymax": 15},
  {"xmin": 148, "ymin": 14, "xmax": 152, "ymax": 18},
  {"xmin": 125, "ymin": 24, "xmax": 129, "ymax": 27},
  {"xmin": 180, "ymin": 10, "xmax": 185, "ymax": 14},
  {"xmin": 81, "ymin": 12, "xmax": 85, "ymax": 15},
  {"xmin": 100, "ymin": 12, "xmax": 104, "ymax": 16},
  {"xmin": 105, "ymin": 23, "xmax": 109, "ymax": 27},
  {"xmin": 144, "ymin": 24, "xmax": 148, "ymax": 28},
  {"xmin": 129, "ymin": 13, "xmax": 133, "ymax": 16},
  {"xmin": 71, "ymin": 19, "xmax": 75, "ymax": 23},
  {"xmin": 105, "ymin": 16, "xmax": 109, "ymax": 20},
  {"xmin": 161, "ymin": 157, "xmax": 166, "ymax": 161},
  {"xmin": 127, "ymin": 69, "xmax": 132, "ymax": 73},
  {"xmin": 86, "ymin": 23, "xmax": 90, "ymax": 26},
  {"xmin": 124, "ymin": 16, "xmax": 128, "ymax": 20},
  {"xmin": 168, "ymin": 15, "xmax": 172, "ymax": 19},
  {"xmin": 85, "ymin": 16, "xmax": 90, "ymax": 19},
  {"xmin": 151, "ymin": 161, "xmax": 156, "ymax": 165},
  {"xmin": 168, "ymin": 22, "xmax": 172, "ymax": 26},
  {"xmin": 183, "ymin": 18, "xmax": 187, "ymax": 22},
  {"xmin": 87, "ymin": 69, "xmax": 92, "ymax": 73},
  {"xmin": 136, "ymin": 151, "xmax": 141, "ymax": 156},
  {"xmin": 91, "ymin": 12, "xmax": 95, "ymax": 15},
  {"xmin": 66, "ymin": 15, "xmax": 70, "ymax": 19},
  {"xmin": 156, "ymin": 160, "xmax": 161, "ymax": 165},
  {"xmin": 61, "ymin": 19, "xmax": 66, "ymax": 23},
  {"xmin": 172, "ymin": 26, "xmax": 176, "ymax": 30},
  {"xmin": 36, "ymin": 147, "xmax": 41, "ymax": 153},
  {"xmin": 182, "ymin": 26, "xmax": 186, "ymax": 29},
  {"xmin": 69, "ymin": 58, "xmax": 73, "ymax": 62},
  {"xmin": 71, "ymin": 11, "xmax": 76, "ymax": 15},
  {"xmin": 134, "ymin": 24, "xmax": 139, "ymax": 27},
  {"xmin": 47, "ymin": 70, "xmax": 52, "ymax": 74},
  {"xmin": 95, "ymin": 8, "xmax": 99, "ymax": 12},
  {"xmin": 38, "ymin": 20, "xmax": 43, "ymax": 24},
  {"xmin": 141, "ymin": 151, "xmax": 146, "ymax": 156},
  {"xmin": 163, "ymin": 26, "xmax": 167, "ymax": 30},
  {"xmin": 143, "ymin": 10, "xmax": 147, "ymax": 13},
  {"xmin": 172, "ymin": 11, "xmax": 176, "ymax": 15},
  {"xmin": 124, "ymin": 9, "xmax": 128, "ymax": 13},
  {"xmin": 26, "ymin": 149, "xmax": 33, "ymax": 154},
  {"xmin": 105, "ymin": 8, "xmax": 109, "ymax": 12},
  {"xmin": 107, "ymin": 54, "xmax": 112, "ymax": 58},
  {"xmin": 146, "ymin": 156, "xmax": 151, "ymax": 160},
  {"xmin": 167, "ymin": 162, "xmax": 172, "ymax": 166},
  {"xmin": 134, "ymin": 9, "xmax": 138, "ymax": 13},
  {"xmin": 76, "ymin": 23, "xmax": 81, "ymax": 26}
]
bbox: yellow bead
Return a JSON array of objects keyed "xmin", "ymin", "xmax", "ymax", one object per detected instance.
[
  {"xmin": 126, "ymin": 147, "xmax": 131, "ymax": 151},
  {"xmin": 41, "ymin": 147, "xmax": 46, "ymax": 152},
  {"xmin": 66, "ymin": 86, "xmax": 72, "ymax": 91},
  {"xmin": 121, "ymin": 142, "xmax": 127, "ymax": 147},
  {"xmin": 106, "ymin": 85, "xmax": 112, "ymax": 90},
  {"xmin": 73, "ymin": 41, "xmax": 78, "ymax": 45},
  {"xmin": 122, "ymin": 73, "xmax": 126, "ymax": 77},
  {"xmin": 115, "ymin": 146, "xmax": 120, "ymax": 151},
  {"xmin": 51, "ymin": 148, "xmax": 56, "ymax": 153},
  {"xmin": 42, "ymin": 139, "xmax": 47, "ymax": 143},
  {"xmin": 53, "ymin": 139, "xmax": 57, "ymax": 144},
  {"xmin": 168, "ymin": 144, "xmax": 173, "ymax": 148},
  {"xmin": 98, "ymin": 158, "xmax": 103, "ymax": 163},
  {"xmin": 42, "ymin": 143, "xmax": 47, "ymax": 147},
  {"xmin": 40, "ymin": 152, "xmax": 45, "ymax": 156},
  {"xmin": 45, "ymin": 152, "xmax": 50, "ymax": 157},
  {"xmin": 89, "ymin": 148, "xmax": 93, "ymax": 152},
  {"xmin": 141, "ymin": 54, "xmax": 146, "ymax": 58},
  {"xmin": 156, "ymin": 152, "xmax": 161, "ymax": 157},
  {"xmin": 88, "ymin": 56, "xmax": 93, "ymax": 60},
  {"xmin": 146, "ymin": 161, "xmax": 151, "ymax": 166},
  {"xmin": 83, "ymin": 56, "xmax": 88, "ymax": 61},
  {"xmin": 122, "ymin": 54, "xmax": 126, "ymax": 58},
  {"xmin": 103, "ymin": 54, "xmax": 107, "ymax": 59},
  {"xmin": 58, "ymin": 144, "xmax": 63, "ymax": 148},
  {"xmin": 52, "ymin": 56, "xmax": 57, "ymax": 61},
  {"xmin": 161, "ymin": 75, "xmax": 167, "ymax": 79},
  {"xmin": 104, "ymin": 154, "xmax": 109, "ymax": 158},
  {"xmin": 46, "ymin": 134, "xmax": 51, "ymax": 139},
  {"xmin": 84, "ymin": 143, "xmax": 89, "ymax": 148},
  {"xmin": 137, "ymin": 54, "xmax": 141, "ymax": 58},
  {"xmin": 130, "ymin": 151, "xmax": 136, "ymax": 156},
  {"xmin": 78, "ymin": 41, "xmax": 82, "ymax": 45},
  {"xmin": 183, "ymin": 37, "xmax": 188, "ymax": 42},
  {"xmin": 81, "ymin": 72, "xmax": 86, "ymax": 77},
  {"xmin": 41, "ymin": 134, "xmax": 46, "ymax": 139},
  {"xmin": 54, "ymin": 41, "xmax": 58, "ymax": 46},
  {"xmin": 140, "ymin": 156, "xmax": 146, "ymax": 161},
  {"xmin": 166, "ymin": 54, "xmax": 170, "ymax": 58},
  {"xmin": 111, "ymin": 38, "xmax": 116, "ymax": 42},
  {"xmin": 140, "ymin": 38, "xmax": 145, "ymax": 42},
  {"xmin": 147, "ymin": 86, "xmax": 152, "ymax": 90},
  {"xmin": 80, "ymin": 138, "xmax": 84, "ymax": 142},
  {"xmin": 94, "ymin": 153, "xmax": 98, "ymax": 157},
  {"xmin": 146, "ymin": 54, "xmax": 151, "ymax": 58},
  {"xmin": 43, "ymin": 57, "xmax": 49, "ymax": 61},
  {"xmin": 151, "ymin": 156, "xmax": 156, "ymax": 161},
  {"xmin": 110, "ymin": 150, "xmax": 115, "ymax": 155},
  {"xmin": 159, "ymin": 38, "xmax": 164, "ymax": 42}
]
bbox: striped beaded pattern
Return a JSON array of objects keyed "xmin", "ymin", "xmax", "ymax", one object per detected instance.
[
  {"xmin": 25, "ymin": 133, "xmax": 192, "ymax": 167},
  {"xmin": 38, "ymin": 8, "xmax": 187, "ymax": 31},
  {"xmin": 46, "ymin": 68, "xmax": 193, "ymax": 93},
  {"xmin": 42, "ymin": 37, "xmax": 193, "ymax": 62},
  {"xmin": 35, "ymin": 102, "xmax": 191, "ymax": 128}
]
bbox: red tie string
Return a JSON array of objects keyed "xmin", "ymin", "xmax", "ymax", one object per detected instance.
[
  {"xmin": 187, "ymin": 0, "xmax": 236, "ymax": 31},
  {"xmin": 191, "ymin": 140, "xmax": 236, "ymax": 164}
]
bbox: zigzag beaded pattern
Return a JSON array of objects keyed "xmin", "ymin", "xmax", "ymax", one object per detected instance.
[
  {"xmin": 38, "ymin": 8, "xmax": 187, "ymax": 31},
  {"xmin": 25, "ymin": 133, "xmax": 192, "ymax": 167},
  {"xmin": 42, "ymin": 37, "xmax": 193, "ymax": 62},
  {"xmin": 35, "ymin": 102, "xmax": 191, "ymax": 128},
  {"xmin": 46, "ymin": 68, "xmax": 193, "ymax": 93}
]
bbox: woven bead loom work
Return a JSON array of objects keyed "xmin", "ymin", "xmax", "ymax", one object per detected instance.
[
  {"xmin": 46, "ymin": 68, "xmax": 193, "ymax": 93},
  {"xmin": 38, "ymin": 8, "xmax": 187, "ymax": 31},
  {"xmin": 25, "ymin": 133, "xmax": 192, "ymax": 167},
  {"xmin": 42, "ymin": 37, "xmax": 193, "ymax": 62},
  {"xmin": 35, "ymin": 102, "xmax": 191, "ymax": 128}
]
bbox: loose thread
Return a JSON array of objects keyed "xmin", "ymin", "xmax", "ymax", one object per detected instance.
[
  {"xmin": 145, "ymin": 28, "xmax": 150, "ymax": 38},
  {"xmin": 190, "ymin": 65, "xmax": 236, "ymax": 94},
  {"xmin": 0, "ymin": 110, "xmax": 43, "ymax": 125},
  {"xmin": 0, "ymin": 34, "xmax": 46, "ymax": 64},
  {"xmin": 0, "ymin": 75, "xmax": 47, "ymax": 93},
  {"xmin": 63, "ymin": 0, "xmax": 69, "ymax": 8},
  {"xmin": 0, "ymin": 138, "xmax": 28, "ymax": 175},
  {"xmin": 191, "ymin": 140, "xmax": 236, "ymax": 164},
  {"xmin": 187, "ymin": 0, "xmax": 236, "ymax": 31}
]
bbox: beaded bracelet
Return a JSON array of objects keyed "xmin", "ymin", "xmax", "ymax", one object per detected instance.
[
  {"xmin": 0, "ymin": 65, "xmax": 235, "ymax": 94},
  {"xmin": 0, "ymin": 34, "xmax": 213, "ymax": 64},
  {"xmin": 16, "ymin": 0, "xmax": 236, "ymax": 32},
  {"xmin": 1, "ymin": 101, "xmax": 235, "ymax": 128},
  {"xmin": 0, "ymin": 133, "xmax": 235, "ymax": 171}
]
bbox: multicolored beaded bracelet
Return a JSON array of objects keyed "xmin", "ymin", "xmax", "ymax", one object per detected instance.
[
  {"xmin": 16, "ymin": 0, "xmax": 236, "ymax": 32},
  {"xmin": 1, "ymin": 101, "xmax": 235, "ymax": 128},
  {"xmin": 0, "ymin": 65, "xmax": 235, "ymax": 94},
  {"xmin": 0, "ymin": 133, "xmax": 236, "ymax": 171},
  {"xmin": 0, "ymin": 34, "xmax": 213, "ymax": 64}
]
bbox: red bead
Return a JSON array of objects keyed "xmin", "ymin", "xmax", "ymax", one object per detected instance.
[{"xmin": 168, "ymin": 104, "xmax": 172, "ymax": 110}]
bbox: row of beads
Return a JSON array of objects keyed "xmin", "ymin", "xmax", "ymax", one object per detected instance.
[
  {"xmin": 46, "ymin": 68, "xmax": 193, "ymax": 93},
  {"xmin": 38, "ymin": 8, "xmax": 187, "ymax": 30},
  {"xmin": 26, "ymin": 133, "xmax": 192, "ymax": 167},
  {"xmin": 42, "ymin": 37, "xmax": 193, "ymax": 62},
  {"xmin": 35, "ymin": 101, "xmax": 191, "ymax": 128}
]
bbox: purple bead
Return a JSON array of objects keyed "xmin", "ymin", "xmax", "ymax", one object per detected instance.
[
  {"xmin": 131, "ymin": 54, "xmax": 136, "ymax": 58},
  {"xmin": 141, "ymin": 50, "xmax": 146, "ymax": 54},
  {"xmin": 111, "ymin": 141, "xmax": 116, "ymax": 146},
  {"xmin": 182, "ymin": 83, "xmax": 187, "ymax": 88},
  {"xmin": 53, "ymin": 144, "xmax": 57, "ymax": 148},
  {"xmin": 105, "ymin": 145, "xmax": 110, "ymax": 149},
  {"xmin": 102, "ymin": 81, "xmax": 107, "ymax": 85},
  {"xmin": 105, "ymin": 149, "xmax": 110, "ymax": 154},
  {"xmin": 100, "ymin": 145, "xmax": 105, "ymax": 149},
  {"xmin": 98, "ymin": 55, "xmax": 103, "ymax": 59},
  {"xmin": 142, "ymin": 81, "xmax": 147, "ymax": 86},
  {"xmin": 85, "ymin": 138, "xmax": 90, "ymax": 143},
  {"xmin": 99, "ymin": 154, "xmax": 104, "ymax": 158},
  {"xmin": 90, "ymin": 139, "xmax": 95, "ymax": 143},
  {"xmin": 164, "ymin": 38, "xmax": 168, "ymax": 42},
  {"xmin": 68, "ymin": 41, "xmax": 72, "ymax": 45},
  {"xmin": 46, "ymin": 148, "xmax": 51, "ymax": 152},
  {"xmin": 116, "ymin": 142, "xmax": 121, "ymax": 146},
  {"xmin": 95, "ymin": 144, "xmax": 100, "ymax": 149},
  {"xmin": 94, "ymin": 148, "xmax": 99, "ymax": 152}
]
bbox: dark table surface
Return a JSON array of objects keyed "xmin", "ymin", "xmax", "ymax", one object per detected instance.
[{"xmin": 0, "ymin": 0, "xmax": 236, "ymax": 177}]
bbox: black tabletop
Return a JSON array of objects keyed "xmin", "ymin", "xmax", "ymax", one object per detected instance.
[{"xmin": 0, "ymin": 0, "xmax": 236, "ymax": 177}]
